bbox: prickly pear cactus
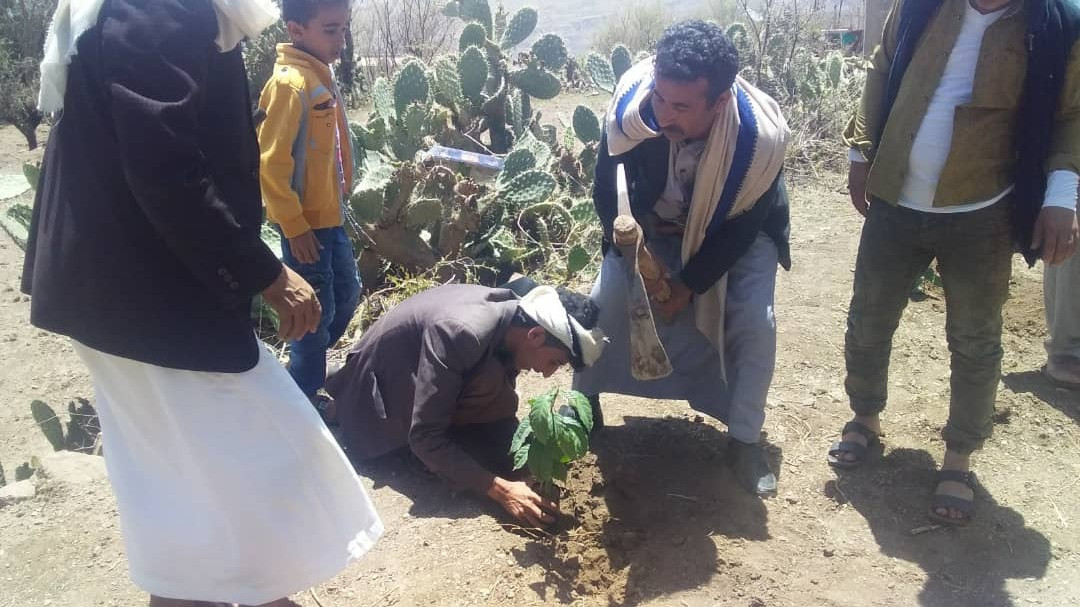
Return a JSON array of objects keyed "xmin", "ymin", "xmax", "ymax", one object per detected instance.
[
  {"xmin": 500, "ymin": 148, "xmax": 537, "ymax": 183},
  {"xmin": 610, "ymin": 44, "xmax": 632, "ymax": 81},
  {"xmin": 350, "ymin": 120, "xmax": 384, "ymax": 153},
  {"xmin": 520, "ymin": 201, "xmax": 572, "ymax": 243},
  {"xmin": 825, "ymin": 51, "xmax": 844, "ymax": 88},
  {"xmin": 432, "ymin": 56, "xmax": 464, "ymax": 113},
  {"xmin": 520, "ymin": 91, "xmax": 533, "ymax": 124},
  {"xmin": 509, "ymin": 66, "xmax": 561, "ymax": 99},
  {"xmin": 460, "ymin": 22, "xmax": 488, "ymax": 52},
  {"xmin": 350, "ymin": 156, "xmax": 395, "ymax": 223},
  {"xmin": 373, "ymin": 76, "xmax": 395, "ymax": 121},
  {"xmin": 404, "ymin": 198, "xmax": 443, "ymax": 229},
  {"xmin": 0, "ymin": 204, "xmax": 32, "ymax": 251},
  {"xmin": 393, "ymin": 61, "xmax": 430, "ymax": 118},
  {"xmin": 726, "ymin": 22, "xmax": 750, "ymax": 56},
  {"xmin": 493, "ymin": 3, "xmax": 508, "ymax": 41},
  {"xmin": 572, "ymin": 105, "xmax": 601, "ymax": 144},
  {"xmin": 578, "ymin": 146, "xmax": 598, "ymax": 182},
  {"xmin": 498, "ymin": 169, "xmax": 557, "ymax": 208},
  {"xmin": 585, "ymin": 53, "xmax": 616, "ymax": 93},
  {"xmin": 506, "ymin": 94, "xmax": 522, "ymax": 137},
  {"xmin": 539, "ymin": 124, "xmax": 557, "ymax": 148},
  {"xmin": 459, "ymin": 45, "xmax": 489, "ymax": 102},
  {"xmin": 514, "ymin": 130, "xmax": 552, "ymax": 169},
  {"xmin": 500, "ymin": 7, "xmax": 537, "ymax": 50},
  {"xmin": 23, "ymin": 162, "xmax": 40, "ymax": 192},
  {"xmin": 532, "ymin": 34, "xmax": 568, "ymax": 71},
  {"xmin": 457, "ymin": 0, "xmax": 493, "ymax": 35}
]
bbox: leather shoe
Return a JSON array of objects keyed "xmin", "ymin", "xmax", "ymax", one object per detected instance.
[{"xmin": 728, "ymin": 439, "xmax": 777, "ymax": 497}]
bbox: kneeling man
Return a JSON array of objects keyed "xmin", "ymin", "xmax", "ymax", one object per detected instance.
[{"xmin": 327, "ymin": 283, "xmax": 605, "ymax": 527}]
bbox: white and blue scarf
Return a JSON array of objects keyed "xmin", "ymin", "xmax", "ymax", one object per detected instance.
[{"xmin": 605, "ymin": 58, "xmax": 789, "ymax": 364}]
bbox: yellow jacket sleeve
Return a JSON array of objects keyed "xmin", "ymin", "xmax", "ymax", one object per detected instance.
[{"xmin": 257, "ymin": 77, "xmax": 310, "ymax": 238}]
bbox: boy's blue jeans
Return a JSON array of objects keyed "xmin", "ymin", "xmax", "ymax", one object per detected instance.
[{"xmin": 279, "ymin": 226, "xmax": 361, "ymax": 397}]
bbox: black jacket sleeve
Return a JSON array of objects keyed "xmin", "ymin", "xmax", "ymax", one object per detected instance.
[
  {"xmin": 101, "ymin": 0, "xmax": 281, "ymax": 303},
  {"xmin": 592, "ymin": 132, "xmax": 619, "ymax": 245},
  {"xmin": 679, "ymin": 172, "xmax": 786, "ymax": 294}
]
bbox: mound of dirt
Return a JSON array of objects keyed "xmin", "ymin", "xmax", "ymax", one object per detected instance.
[{"xmin": 514, "ymin": 414, "xmax": 773, "ymax": 604}]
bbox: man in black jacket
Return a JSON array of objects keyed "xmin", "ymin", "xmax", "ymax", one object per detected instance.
[
  {"xmin": 574, "ymin": 21, "xmax": 790, "ymax": 497},
  {"xmin": 22, "ymin": 0, "xmax": 382, "ymax": 605}
]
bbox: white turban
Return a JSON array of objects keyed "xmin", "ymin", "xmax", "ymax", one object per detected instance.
[
  {"xmin": 518, "ymin": 286, "xmax": 608, "ymax": 367},
  {"xmin": 38, "ymin": 0, "xmax": 279, "ymax": 112}
]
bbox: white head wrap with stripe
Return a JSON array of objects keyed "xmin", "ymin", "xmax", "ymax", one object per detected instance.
[{"xmin": 518, "ymin": 286, "xmax": 607, "ymax": 367}]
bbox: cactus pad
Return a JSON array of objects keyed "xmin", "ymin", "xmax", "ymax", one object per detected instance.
[
  {"xmin": 610, "ymin": 45, "xmax": 632, "ymax": 81},
  {"xmin": 585, "ymin": 53, "xmax": 616, "ymax": 93},
  {"xmin": 531, "ymin": 34, "xmax": 568, "ymax": 71},
  {"xmin": 432, "ymin": 55, "xmax": 464, "ymax": 112},
  {"xmin": 458, "ymin": 0, "xmax": 493, "ymax": 35},
  {"xmin": 0, "ymin": 203, "xmax": 32, "ymax": 251},
  {"xmin": 572, "ymin": 105, "xmax": 601, "ymax": 144},
  {"xmin": 459, "ymin": 22, "xmax": 488, "ymax": 52},
  {"xmin": 506, "ymin": 94, "xmax": 522, "ymax": 137},
  {"xmin": 373, "ymin": 76, "xmax": 395, "ymax": 121},
  {"xmin": 826, "ymin": 51, "xmax": 844, "ymax": 88},
  {"xmin": 405, "ymin": 198, "xmax": 443, "ymax": 229},
  {"xmin": 509, "ymin": 66, "xmax": 561, "ymax": 99},
  {"xmin": 500, "ymin": 7, "xmax": 537, "ymax": 50},
  {"xmin": 459, "ymin": 46, "xmax": 489, "ymax": 101},
  {"xmin": 393, "ymin": 61, "xmax": 430, "ymax": 118},
  {"xmin": 500, "ymin": 148, "xmax": 536, "ymax": 183},
  {"xmin": 493, "ymin": 4, "xmax": 508, "ymax": 41},
  {"xmin": 513, "ymin": 130, "xmax": 552, "ymax": 168},
  {"xmin": 578, "ymin": 146, "xmax": 598, "ymax": 182},
  {"xmin": 350, "ymin": 157, "xmax": 395, "ymax": 223},
  {"xmin": 499, "ymin": 169, "xmax": 556, "ymax": 208}
]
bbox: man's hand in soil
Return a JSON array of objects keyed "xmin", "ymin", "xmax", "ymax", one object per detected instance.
[
  {"xmin": 486, "ymin": 477, "xmax": 557, "ymax": 528},
  {"xmin": 288, "ymin": 229, "xmax": 323, "ymax": 265},
  {"xmin": 1032, "ymin": 206, "xmax": 1079, "ymax": 266},
  {"xmin": 848, "ymin": 161, "xmax": 870, "ymax": 217},
  {"xmin": 262, "ymin": 266, "xmax": 321, "ymax": 341}
]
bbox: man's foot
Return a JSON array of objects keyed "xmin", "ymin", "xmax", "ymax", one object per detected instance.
[
  {"xmin": 728, "ymin": 439, "xmax": 777, "ymax": 497},
  {"xmin": 826, "ymin": 415, "xmax": 881, "ymax": 468},
  {"xmin": 1044, "ymin": 355, "xmax": 1080, "ymax": 388},
  {"xmin": 930, "ymin": 451, "xmax": 975, "ymax": 525}
]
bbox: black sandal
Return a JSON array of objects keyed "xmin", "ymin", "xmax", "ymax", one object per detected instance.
[
  {"xmin": 929, "ymin": 469, "xmax": 977, "ymax": 527},
  {"xmin": 827, "ymin": 421, "xmax": 882, "ymax": 469}
]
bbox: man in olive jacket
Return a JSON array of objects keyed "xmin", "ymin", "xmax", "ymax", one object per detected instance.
[{"xmin": 832, "ymin": 0, "xmax": 1080, "ymax": 526}]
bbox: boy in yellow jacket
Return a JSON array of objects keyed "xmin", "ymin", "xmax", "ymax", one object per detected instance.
[{"xmin": 258, "ymin": 0, "xmax": 357, "ymax": 409}]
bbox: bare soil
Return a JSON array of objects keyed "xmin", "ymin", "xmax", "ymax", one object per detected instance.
[{"xmin": 1, "ymin": 115, "xmax": 1078, "ymax": 607}]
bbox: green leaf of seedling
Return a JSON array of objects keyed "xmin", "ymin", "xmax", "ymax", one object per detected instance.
[
  {"xmin": 509, "ymin": 416, "xmax": 533, "ymax": 456},
  {"xmin": 565, "ymin": 389, "xmax": 594, "ymax": 434},
  {"xmin": 527, "ymin": 387, "xmax": 559, "ymax": 445},
  {"xmin": 526, "ymin": 439, "xmax": 558, "ymax": 485},
  {"xmin": 512, "ymin": 442, "xmax": 530, "ymax": 471},
  {"xmin": 553, "ymin": 414, "xmax": 588, "ymax": 461}
]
